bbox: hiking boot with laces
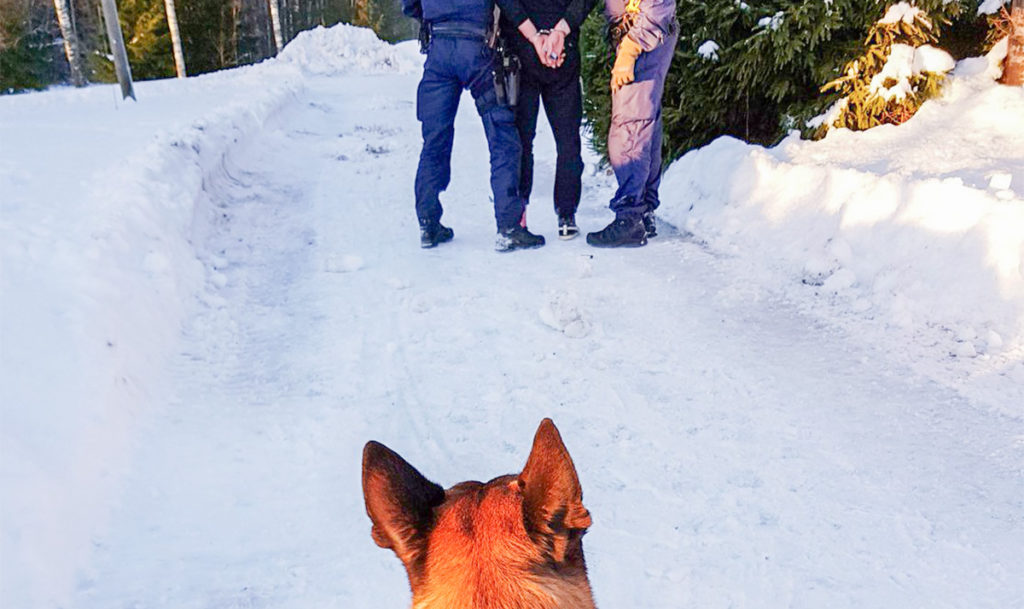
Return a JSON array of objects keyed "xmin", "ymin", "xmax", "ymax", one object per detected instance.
[
  {"xmin": 642, "ymin": 211, "xmax": 657, "ymax": 238},
  {"xmin": 420, "ymin": 221, "xmax": 454, "ymax": 248},
  {"xmin": 586, "ymin": 216, "xmax": 647, "ymax": 248},
  {"xmin": 495, "ymin": 225, "xmax": 545, "ymax": 252}
]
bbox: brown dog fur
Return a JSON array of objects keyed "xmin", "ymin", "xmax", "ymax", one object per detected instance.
[{"xmin": 362, "ymin": 419, "xmax": 596, "ymax": 609}]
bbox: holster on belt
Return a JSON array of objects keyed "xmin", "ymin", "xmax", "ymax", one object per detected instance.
[
  {"xmin": 490, "ymin": 8, "xmax": 520, "ymax": 107},
  {"xmin": 418, "ymin": 20, "xmax": 431, "ymax": 54}
]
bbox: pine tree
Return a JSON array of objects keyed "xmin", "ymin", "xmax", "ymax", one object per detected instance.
[
  {"xmin": 0, "ymin": 0, "xmax": 62, "ymax": 92},
  {"xmin": 117, "ymin": 0, "xmax": 175, "ymax": 79}
]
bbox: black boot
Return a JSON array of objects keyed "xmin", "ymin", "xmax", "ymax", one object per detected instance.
[
  {"xmin": 642, "ymin": 211, "xmax": 657, "ymax": 238},
  {"xmin": 558, "ymin": 213, "xmax": 580, "ymax": 240},
  {"xmin": 420, "ymin": 221, "xmax": 454, "ymax": 248},
  {"xmin": 495, "ymin": 225, "xmax": 545, "ymax": 252},
  {"xmin": 586, "ymin": 216, "xmax": 647, "ymax": 248}
]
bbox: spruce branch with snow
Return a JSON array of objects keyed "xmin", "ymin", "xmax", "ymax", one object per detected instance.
[{"xmin": 819, "ymin": 2, "xmax": 956, "ymax": 134}]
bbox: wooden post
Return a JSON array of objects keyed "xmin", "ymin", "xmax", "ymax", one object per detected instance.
[
  {"xmin": 1002, "ymin": 0, "xmax": 1024, "ymax": 85},
  {"xmin": 100, "ymin": 0, "xmax": 136, "ymax": 100},
  {"xmin": 268, "ymin": 0, "xmax": 285, "ymax": 54},
  {"xmin": 52, "ymin": 0, "xmax": 86, "ymax": 86},
  {"xmin": 164, "ymin": 0, "xmax": 187, "ymax": 77}
]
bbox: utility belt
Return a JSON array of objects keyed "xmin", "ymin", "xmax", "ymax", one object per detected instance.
[
  {"xmin": 417, "ymin": 17, "xmax": 520, "ymax": 108},
  {"xmin": 429, "ymin": 21, "xmax": 490, "ymax": 40},
  {"xmin": 417, "ymin": 20, "xmax": 487, "ymax": 54}
]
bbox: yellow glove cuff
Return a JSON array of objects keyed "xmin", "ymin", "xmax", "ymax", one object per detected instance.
[{"xmin": 616, "ymin": 35, "xmax": 643, "ymax": 60}]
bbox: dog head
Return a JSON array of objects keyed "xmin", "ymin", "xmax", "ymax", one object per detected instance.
[{"xmin": 362, "ymin": 418, "xmax": 595, "ymax": 609}]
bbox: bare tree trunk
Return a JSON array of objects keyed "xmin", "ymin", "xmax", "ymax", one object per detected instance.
[
  {"xmin": 99, "ymin": 0, "xmax": 135, "ymax": 100},
  {"xmin": 1003, "ymin": 0, "xmax": 1024, "ymax": 85},
  {"xmin": 164, "ymin": 0, "xmax": 187, "ymax": 77},
  {"xmin": 52, "ymin": 0, "xmax": 86, "ymax": 86},
  {"xmin": 268, "ymin": 0, "xmax": 284, "ymax": 53},
  {"xmin": 231, "ymin": 0, "xmax": 241, "ymax": 67},
  {"xmin": 280, "ymin": 0, "xmax": 290, "ymax": 42}
]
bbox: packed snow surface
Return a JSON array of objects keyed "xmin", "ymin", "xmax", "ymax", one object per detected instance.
[{"xmin": 2, "ymin": 23, "xmax": 1022, "ymax": 609}]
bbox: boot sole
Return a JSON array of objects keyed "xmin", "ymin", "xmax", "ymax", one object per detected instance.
[
  {"xmin": 496, "ymin": 242, "xmax": 545, "ymax": 252},
  {"xmin": 558, "ymin": 230, "xmax": 580, "ymax": 241},
  {"xmin": 421, "ymin": 233, "xmax": 454, "ymax": 248},
  {"xmin": 585, "ymin": 235, "xmax": 647, "ymax": 248}
]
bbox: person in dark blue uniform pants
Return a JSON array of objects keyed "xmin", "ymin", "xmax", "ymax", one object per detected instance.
[{"xmin": 403, "ymin": 0, "xmax": 546, "ymax": 251}]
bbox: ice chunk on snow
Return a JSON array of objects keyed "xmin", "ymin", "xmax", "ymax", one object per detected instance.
[
  {"xmin": 953, "ymin": 341, "xmax": 978, "ymax": 358},
  {"xmin": 539, "ymin": 291, "xmax": 591, "ymax": 338},
  {"xmin": 324, "ymin": 254, "xmax": 364, "ymax": 273},
  {"xmin": 988, "ymin": 172, "xmax": 1012, "ymax": 191},
  {"xmin": 822, "ymin": 268, "xmax": 857, "ymax": 293},
  {"xmin": 956, "ymin": 326, "xmax": 978, "ymax": 343}
]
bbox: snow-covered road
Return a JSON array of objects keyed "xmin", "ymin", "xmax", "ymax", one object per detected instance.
[{"xmin": 69, "ymin": 70, "xmax": 1024, "ymax": 609}]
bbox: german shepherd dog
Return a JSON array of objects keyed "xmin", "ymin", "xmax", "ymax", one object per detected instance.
[{"xmin": 362, "ymin": 418, "xmax": 596, "ymax": 609}]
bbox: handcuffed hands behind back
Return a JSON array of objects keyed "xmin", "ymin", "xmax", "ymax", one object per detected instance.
[
  {"xmin": 542, "ymin": 29, "xmax": 566, "ymax": 68},
  {"xmin": 531, "ymin": 31, "xmax": 565, "ymax": 69}
]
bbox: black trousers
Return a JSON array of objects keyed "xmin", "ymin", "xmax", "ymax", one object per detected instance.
[{"xmin": 512, "ymin": 37, "xmax": 585, "ymax": 218}]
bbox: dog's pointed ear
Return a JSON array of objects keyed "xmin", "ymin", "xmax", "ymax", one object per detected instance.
[
  {"xmin": 518, "ymin": 419, "xmax": 591, "ymax": 560},
  {"xmin": 362, "ymin": 441, "xmax": 445, "ymax": 567}
]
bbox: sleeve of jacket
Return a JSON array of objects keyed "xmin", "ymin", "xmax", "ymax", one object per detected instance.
[
  {"xmin": 626, "ymin": 0, "xmax": 676, "ymax": 52},
  {"xmin": 401, "ymin": 0, "xmax": 422, "ymax": 21},
  {"xmin": 563, "ymin": 0, "xmax": 599, "ymax": 32},
  {"xmin": 496, "ymin": 0, "xmax": 530, "ymax": 28}
]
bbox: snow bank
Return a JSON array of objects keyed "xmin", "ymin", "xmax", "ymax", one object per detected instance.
[
  {"xmin": 659, "ymin": 64, "xmax": 1024, "ymax": 412},
  {"xmin": 1, "ymin": 73, "xmax": 301, "ymax": 609},
  {"xmin": 0, "ymin": 23, "xmax": 399, "ymax": 609},
  {"xmin": 277, "ymin": 24, "xmax": 421, "ymax": 76}
]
